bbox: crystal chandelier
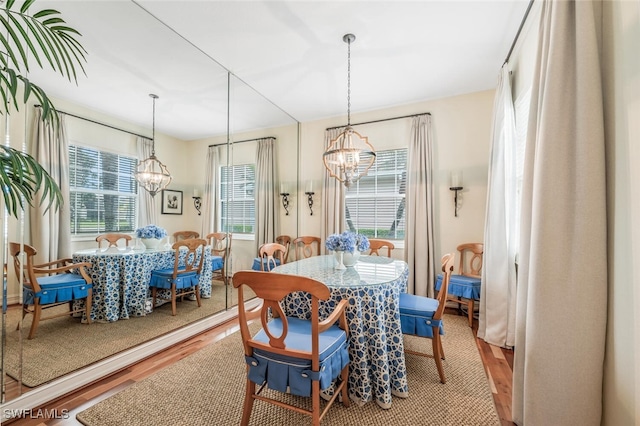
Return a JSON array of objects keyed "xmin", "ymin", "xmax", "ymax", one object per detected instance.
[
  {"xmin": 135, "ymin": 94, "xmax": 172, "ymax": 197},
  {"xmin": 323, "ymin": 33, "xmax": 376, "ymax": 188}
]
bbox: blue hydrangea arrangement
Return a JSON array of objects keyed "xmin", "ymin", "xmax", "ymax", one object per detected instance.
[
  {"xmin": 135, "ymin": 224, "xmax": 168, "ymax": 239},
  {"xmin": 325, "ymin": 231, "xmax": 370, "ymax": 253}
]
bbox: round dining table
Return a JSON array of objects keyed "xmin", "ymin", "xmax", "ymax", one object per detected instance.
[{"xmin": 272, "ymin": 254, "xmax": 409, "ymax": 409}]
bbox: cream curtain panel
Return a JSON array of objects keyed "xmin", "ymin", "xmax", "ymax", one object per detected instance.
[
  {"xmin": 478, "ymin": 65, "xmax": 518, "ymax": 348},
  {"xmin": 321, "ymin": 127, "xmax": 346, "ymax": 251},
  {"xmin": 513, "ymin": 1, "xmax": 607, "ymax": 424},
  {"xmin": 30, "ymin": 110, "xmax": 71, "ymax": 263},
  {"xmin": 202, "ymin": 145, "xmax": 221, "ymax": 237},
  {"xmin": 255, "ymin": 137, "xmax": 278, "ymax": 250},
  {"xmin": 136, "ymin": 137, "xmax": 157, "ymax": 227},
  {"xmin": 404, "ymin": 114, "xmax": 435, "ymax": 297}
]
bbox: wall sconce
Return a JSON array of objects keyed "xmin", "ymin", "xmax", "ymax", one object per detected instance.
[
  {"xmin": 192, "ymin": 189, "xmax": 202, "ymax": 216},
  {"xmin": 280, "ymin": 184, "xmax": 290, "ymax": 216},
  {"xmin": 449, "ymin": 172, "xmax": 463, "ymax": 217},
  {"xmin": 304, "ymin": 181, "xmax": 315, "ymax": 216},
  {"xmin": 305, "ymin": 181, "xmax": 315, "ymax": 216}
]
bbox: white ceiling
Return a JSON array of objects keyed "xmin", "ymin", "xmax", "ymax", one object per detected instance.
[{"xmin": 30, "ymin": 1, "xmax": 530, "ymax": 141}]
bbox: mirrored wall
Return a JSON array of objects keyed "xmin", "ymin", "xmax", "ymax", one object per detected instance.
[{"xmin": 0, "ymin": 1, "xmax": 299, "ymax": 407}]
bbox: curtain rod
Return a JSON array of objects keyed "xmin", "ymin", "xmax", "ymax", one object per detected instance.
[
  {"xmin": 503, "ymin": 0, "xmax": 535, "ymax": 65},
  {"xmin": 325, "ymin": 112, "xmax": 431, "ymax": 131},
  {"xmin": 35, "ymin": 104, "xmax": 151, "ymax": 140},
  {"xmin": 208, "ymin": 136, "xmax": 275, "ymax": 148}
]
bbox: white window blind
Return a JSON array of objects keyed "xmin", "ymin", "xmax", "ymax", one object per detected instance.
[
  {"xmin": 344, "ymin": 148, "xmax": 407, "ymax": 240},
  {"xmin": 69, "ymin": 145, "xmax": 138, "ymax": 235},
  {"xmin": 220, "ymin": 164, "xmax": 255, "ymax": 234}
]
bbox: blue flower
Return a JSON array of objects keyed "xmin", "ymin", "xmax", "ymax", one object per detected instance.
[
  {"xmin": 135, "ymin": 225, "xmax": 168, "ymax": 239},
  {"xmin": 325, "ymin": 231, "xmax": 370, "ymax": 253}
]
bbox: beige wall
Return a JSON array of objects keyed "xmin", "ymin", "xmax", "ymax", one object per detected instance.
[{"xmin": 602, "ymin": 1, "xmax": 640, "ymax": 424}]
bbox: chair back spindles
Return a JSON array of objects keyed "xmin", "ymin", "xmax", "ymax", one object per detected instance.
[
  {"xmin": 293, "ymin": 236, "xmax": 321, "ymax": 260},
  {"xmin": 368, "ymin": 239, "xmax": 395, "ymax": 257}
]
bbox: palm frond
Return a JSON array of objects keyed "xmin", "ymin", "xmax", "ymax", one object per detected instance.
[
  {"xmin": 1, "ymin": 2, "xmax": 87, "ymax": 80},
  {"xmin": 0, "ymin": 145, "xmax": 63, "ymax": 217}
]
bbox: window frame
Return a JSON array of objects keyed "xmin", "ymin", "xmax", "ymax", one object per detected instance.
[
  {"xmin": 343, "ymin": 147, "xmax": 408, "ymax": 242},
  {"xmin": 219, "ymin": 162, "xmax": 256, "ymax": 239},
  {"xmin": 69, "ymin": 144, "xmax": 138, "ymax": 238}
]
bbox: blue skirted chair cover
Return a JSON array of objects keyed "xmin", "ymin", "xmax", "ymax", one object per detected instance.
[
  {"xmin": 399, "ymin": 293, "xmax": 442, "ymax": 339},
  {"xmin": 247, "ymin": 316, "xmax": 349, "ymax": 397},
  {"xmin": 437, "ymin": 242, "xmax": 483, "ymax": 327},
  {"xmin": 10, "ymin": 242, "xmax": 93, "ymax": 340},
  {"xmin": 398, "ymin": 252, "xmax": 455, "ymax": 384},
  {"xmin": 435, "ymin": 273, "xmax": 481, "ymax": 300},
  {"xmin": 233, "ymin": 271, "xmax": 351, "ymax": 425},
  {"xmin": 149, "ymin": 238, "xmax": 207, "ymax": 316}
]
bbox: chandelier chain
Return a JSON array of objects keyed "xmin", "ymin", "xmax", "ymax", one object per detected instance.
[
  {"xmin": 347, "ymin": 36, "xmax": 351, "ymax": 126},
  {"xmin": 151, "ymin": 94, "xmax": 157, "ymax": 156}
]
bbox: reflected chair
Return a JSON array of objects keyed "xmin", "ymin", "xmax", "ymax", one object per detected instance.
[
  {"xmin": 368, "ymin": 239, "xmax": 395, "ymax": 257},
  {"xmin": 173, "ymin": 230, "xmax": 200, "ymax": 242},
  {"xmin": 436, "ymin": 242, "xmax": 483, "ymax": 327},
  {"xmin": 258, "ymin": 243, "xmax": 286, "ymax": 271},
  {"xmin": 233, "ymin": 271, "xmax": 350, "ymax": 426},
  {"xmin": 275, "ymin": 234, "xmax": 292, "ymax": 264},
  {"xmin": 149, "ymin": 238, "xmax": 207, "ymax": 315},
  {"xmin": 95, "ymin": 233, "xmax": 132, "ymax": 249},
  {"xmin": 206, "ymin": 232, "xmax": 232, "ymax": 285},
  {"xmin": 293, "ymin": 236, "xmax": 321, "ymax": 260},
  {"xmin": 9, "ymin": 242, "xmax": 93, "ymax": 339},
  {"xmin": 399, "ymin": 252, "xmax": 455, "ymax": 383}
]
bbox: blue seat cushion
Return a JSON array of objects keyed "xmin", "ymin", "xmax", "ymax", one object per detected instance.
[
  {"xmin": 25, "ymin": 274, "xmax": 92, "ymax": 305},
  {"xmin": 251, "ymin": 257, "xmax": 281, "ymax": 271},
  {"xmin": 399, "ymin": 292, "xmax": 443, "ymax": 338},
  {"xmin": 435, "ymin": 274, "xmax": 481, "ymax": 300},
  {"xmin": 246, "ymin": 316, "xmax": 349, "ymax": 397},
  {"xmin": 149, "ymin": 268, "xmax": 200, "ymax": 290},
  {"xmin": 211, "ymin": 256, "xmax": 224, "ymax": 272}
]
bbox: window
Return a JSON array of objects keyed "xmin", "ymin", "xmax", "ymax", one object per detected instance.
[
  {"xmin": 345, "ymin": 148, "xmax": 407, "ymax": 240},
  {"xmin": 220, "ymin": 164, "xmax": 255, "ymax": 234},
  {"xmin": 69, "ymin": 145, "xmax": 138, "ymax": 235}
]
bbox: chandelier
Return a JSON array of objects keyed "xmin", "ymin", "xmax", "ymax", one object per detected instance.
[
  {"xmin": 323, "ymin": 33, "xmax": 375, "ymax": 188},
  {"xmin": 135, "ymin": 94, "xmax": 172, "ymax": 197}
]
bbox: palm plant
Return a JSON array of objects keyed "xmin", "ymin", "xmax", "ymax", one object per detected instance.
[{"xmin": 0, "ymin": 0, "xmax": 86, "ymax": 217}]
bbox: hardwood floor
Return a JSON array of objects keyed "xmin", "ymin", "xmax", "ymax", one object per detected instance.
[{"xmin": 3, "ymin": 309, "xmax": 515, "ymax": 425}]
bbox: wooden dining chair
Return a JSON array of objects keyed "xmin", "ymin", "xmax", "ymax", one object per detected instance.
[
  {"xmin": 258, "ymin": 243, "xmax": 286, "ymax": 271},
  {"xmin": 96, "ymin": 233, "xmax": 132, "ymax": 248},
  {"xmin": 436, "ymin": 242, "xmax": 483, "ymax": 327},
  {"xmin": 10, "ymin": 242, "xmax": 93, "ymax": 339},
  {"xmin": 368, "ymin": 239, "xmax": 395, "ymax": 257},
  {"xmin": 173, "ymin": 230, "xmax": 200, "ymax": 242},
  {"xmin": 233, "ymin": 271, "xmax": 350, "ymax": 426},
  {"xmin": 205, "ymin": 232, "xmax": 232, "ymax": 285},
  {"xmin": 275, "ymin": 234, "xmax": 292, "ymax": 264},
  {"xmin": 149, "ymin": 238, "xmax": 207, "ymax": 315},
  {"xmin": 399, "ymin": 252, "xmax": 456, "ymax": 383},
  {"xmin": 293, "ymin": 236, "xmax": 321, "ymax": 260}
]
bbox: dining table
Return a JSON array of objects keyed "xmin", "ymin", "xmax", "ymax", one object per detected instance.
[
  {"xmin": 72, "ymin": 245, "xmax": 217, "ymax": 322},
  {"xmin": 272, "ymin": 254, "xmax": 409, "ymax": 409}
]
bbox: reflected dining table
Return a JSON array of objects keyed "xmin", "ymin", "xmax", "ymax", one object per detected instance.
[
  {"xmin": 272, "ymin": 254, "xmax": 409, "ymax": 409},
  {"xmin": 72, "ymin": 245, "xmax": 216, "ymax": 322}
]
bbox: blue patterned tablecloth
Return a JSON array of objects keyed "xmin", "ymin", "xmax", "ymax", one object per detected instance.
[
  {"xmin": 273, "ymin": 255, "xmax": 409, "ymax": 409},
  {"xmin": 72, "ymin": 246, "xmax": 213, "ymax": 322}
]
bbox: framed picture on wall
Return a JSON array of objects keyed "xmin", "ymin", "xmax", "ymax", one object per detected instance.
[{"xmin": 161, "ymin": 189, "xmax": 183, "ymax": 215}]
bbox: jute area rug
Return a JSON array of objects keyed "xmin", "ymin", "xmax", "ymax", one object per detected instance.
[
  {"xmin": 76, "ymin": 314, "xmax": 500, "ymax": 426},
  {"xmin": 4, "ymin": 282, "xmax": 232, "ymax": 387}
]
